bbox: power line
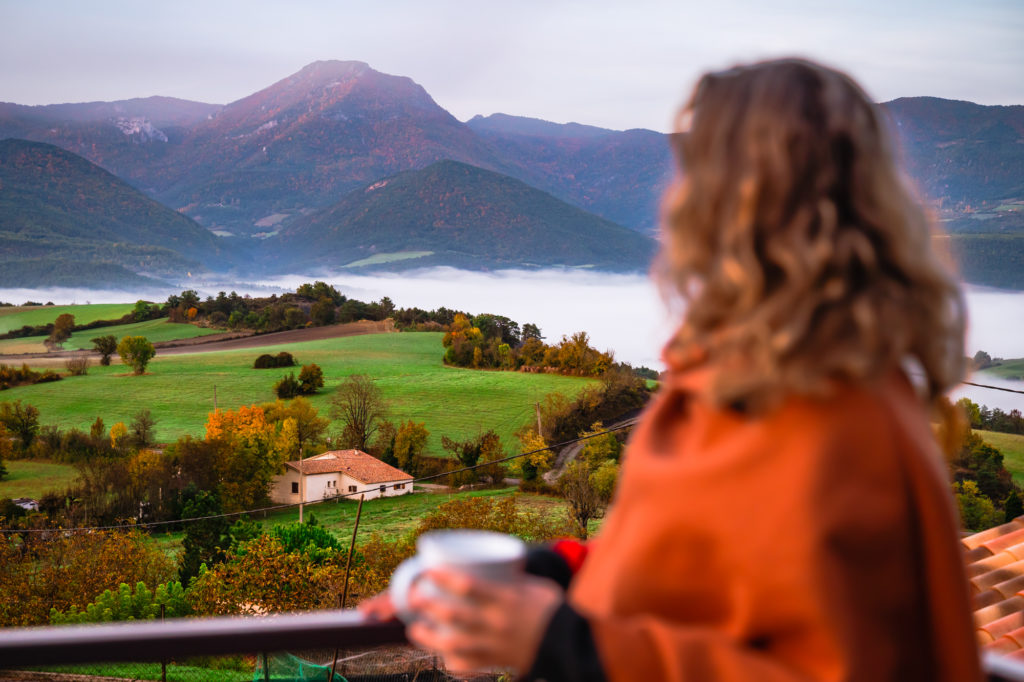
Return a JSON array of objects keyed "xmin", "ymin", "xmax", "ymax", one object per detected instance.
[
  {"xmin": 0, "ymin": 419, "xmax": 640, "ymax": 536},
  {"xmin": 961, "ymin": 380, "xmax": 1024, "ymax": 397}
]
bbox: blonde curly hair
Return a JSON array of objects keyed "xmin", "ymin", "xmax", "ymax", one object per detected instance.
[{"xmin": 659, "ymin": 58, "xmax": 965, "ymax": 410}]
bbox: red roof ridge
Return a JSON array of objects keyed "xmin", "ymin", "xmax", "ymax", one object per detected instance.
[{"xmin": 285, "ymin": 449, "xmax": 412, "ymax": 483}]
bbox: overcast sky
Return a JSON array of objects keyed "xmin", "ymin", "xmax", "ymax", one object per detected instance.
[{"xmin": 1, "ymin": 0, "xmax": 1022, "ymax": 131}]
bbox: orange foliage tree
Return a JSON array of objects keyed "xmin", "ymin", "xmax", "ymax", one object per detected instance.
[{"xmin": 0, "ymin": 529, "xmax": 174, "ymax": 626}]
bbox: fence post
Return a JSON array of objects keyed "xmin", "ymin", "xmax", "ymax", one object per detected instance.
[
  {"xmin": 263, "ymin": 651, "xmax": 270, "ymax": 682},
  {"xmin": 160, "ymin": 603, "xmax": 167, "ymax": 682},
  {"xmin": 341, "ymin": 494, "xmax": 365, "ymax": 610}
]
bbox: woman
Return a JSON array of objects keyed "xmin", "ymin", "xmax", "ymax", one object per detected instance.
[{"xmin": 364, "ymin": 58, "xmax": 983, "ymax": 681}]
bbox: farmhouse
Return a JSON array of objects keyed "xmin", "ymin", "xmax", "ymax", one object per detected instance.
[{"xmin": 270, "ymin": 449, "xmax": 413, "ymax": 503}]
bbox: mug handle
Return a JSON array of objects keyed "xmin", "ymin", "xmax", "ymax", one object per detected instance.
[{"xmin": 389, "ymin": 555, "xmax": 426, "ymax": 622}]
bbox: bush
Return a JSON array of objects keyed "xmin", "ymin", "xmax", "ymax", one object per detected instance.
[
  {"xmin": 274, "ymin": 373, "xmax": 301, "ymax": 399},
  {"xmin": 65, "ymin": 356, "xmax": 90, "ymax": 376},
  {"xmin": 254, "ymin": 352, "xmax": 297, "ymax": 369},
  {"xmin": 297, "ymin": 363, "xmax": 324, "ymax": 395},
  {"xmin": 116, "ymin": 336, "xmax": 156, "ymax": 375},
  {"xmin": 50, "ymin": 581, "xmax": 190, "ymax": 624}
]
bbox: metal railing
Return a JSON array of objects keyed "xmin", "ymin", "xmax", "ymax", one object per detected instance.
[
  {"xmin": 2, "ymin": 611, "xmax": 1024, "ymax": 681},
  {"xmin": 0, "ymin": 610, "xmax": 404, "ymax": 668}
]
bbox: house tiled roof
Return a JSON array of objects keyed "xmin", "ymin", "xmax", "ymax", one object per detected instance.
[
  {"xmin": 966, "ymin": 516, "xmax": 1024, "ymax": 660},
  {"xmin": 285, "ymin": 449, "xmax": 412, "ymax": 484}
]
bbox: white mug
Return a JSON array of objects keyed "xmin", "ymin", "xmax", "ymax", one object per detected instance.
[{"xmin": 389, "ymin": 529, "xmax": 527, "ymax": 622}]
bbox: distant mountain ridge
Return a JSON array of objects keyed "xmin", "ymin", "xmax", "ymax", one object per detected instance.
[
  {"xmin": 0, "ymin": 62, "xmax": 1022, "ymax": 288},
  {"xmin": 271, "ymin": 160, "xmax": 657, "ymax": 272},
  {"xmin": 0, "ymin": 138, "xmax": 220, "ymax": 286}
]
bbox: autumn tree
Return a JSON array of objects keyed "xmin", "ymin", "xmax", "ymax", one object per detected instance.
[
  {"xmin": 329, "ymin": 374, "xmax": 388, "ymax": 451},
  {"xmin": 178, "ymin": 486, "xmax": 230, "ymax": 585},
  {"xmin": 0, "ymin": 529, "xmax": 173, "ymax": 626},
  {"xmin": 559, "ymin": 461, "xmax": 604, "ymax": 540},
  {"xmin": 117, "ymin": 336, "xmax": 156, "ymax": 375},
  {"xmin": 204, "ymin": 404, "xmax": 288, "ymax": 511},
  {"xmin": 128, "ymin": 409, "xmax": 157, "ymax": 449},
  {"xmin": 91, "ymin": 335, "xmax": 118, "ymax": 365},
  {"xmin": 394, "ymin": 421, "xmax": 429, "ymax": 476},
  {"xmin": 310, "ymin": 297, "xmax": 336, "ymax": 326},
  {"xmin": 0, "ymin": 400, "xmax": 40, "ymax": 450},
  {"xmin": 110, "ymin": 421, "xmax": 128, "ymax": 449},
  {"xmin": 262, "ymin": 397, "xmax": 329, "ymax": 459},
  {"xmin": 47, "ymin": 313, "xmax": 75, "ymax": 349},
  {"xmin": 297, "ymin": 363, "xmax": 324, "ymax": 395}
]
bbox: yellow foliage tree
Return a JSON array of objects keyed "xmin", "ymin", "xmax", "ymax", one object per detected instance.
[{"xmin": 109, "ymin": 422, "xmax": 128, "ymax": 449}]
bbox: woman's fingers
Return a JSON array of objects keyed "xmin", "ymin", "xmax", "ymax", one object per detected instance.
[{"xmin": 357, "ymin": 592, "xmax": 398, "ymax": 621}]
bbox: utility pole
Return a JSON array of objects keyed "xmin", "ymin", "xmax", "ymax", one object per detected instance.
[{"xmin": 213, "ymin": 385, "xmax": 218, "ymax": 412}]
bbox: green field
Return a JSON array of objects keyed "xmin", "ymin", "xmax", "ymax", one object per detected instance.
[
  {"xmin": 0, "ymin": 460, "xmax": 79, "ymax": 499},
  {"xmin": 148, "ymin": 486, "xmax": 574, "ymax": 560},
  {"xmin": 0, "ymin": 332, "xmax": 591, "ymax": 455},
  {"xmin": 981, "ymin": 360, "xmax": 1024, "ymax": 381},
  {"xmin": 977, "ymin": 429, "xmax": 1024, "ymax": 485},
  {"xmin": 343, "ymin": 250, "xmax": 433, "ymax": 267},
  {"xmin": 0, "ymin": 318, "xmax": 222, "ymax": 354},
  {"xmin": 0, "ymin": 303, "xmax": 135, "ymax": 334}
]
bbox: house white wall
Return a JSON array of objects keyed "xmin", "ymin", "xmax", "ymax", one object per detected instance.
[
  {"xmin": 270, "ymin": 469, "xmax": 414, "ymax": 503},
  {"xmin": 337, "ymin": 474, "xmax": 413, "ymax": 501}
]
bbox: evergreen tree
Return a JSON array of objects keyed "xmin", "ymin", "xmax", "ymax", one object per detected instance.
[{"xmin": 178, "ymin": 486, "xmax": 230, "ymax": 585}]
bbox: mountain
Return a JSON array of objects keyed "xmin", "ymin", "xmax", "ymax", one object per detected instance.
[
  {"xmin": 147, "ymin": 60, "xmax": 508, "ymax": 234},
  {"xmin": 271, "ymin": 160, "xmax": 657, "ymax": 272},
  {"xmin": 884, "ymin": 97, "xmax": 1024, "ymax": 208},
  {"xmin": 0, "ymin": 138, "xmax": 222, "ymax": 286},
  {"xmin": 467, "ymin": 114, "xmax": 674, "ymax": 233}
]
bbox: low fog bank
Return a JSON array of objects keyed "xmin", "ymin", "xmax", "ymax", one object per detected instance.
[{"xmin": 2, "ymin": 272, "xmax": 1022, "ymax": 410}]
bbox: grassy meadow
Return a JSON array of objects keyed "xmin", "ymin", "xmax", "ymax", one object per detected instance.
[
  {"xmin": 0, "ymin": 460, "xmax": 78, "ymax": 499},
  {"xmin": 0, "ymin": 303, "xmax": 135, "ymax": 334},
  {"xmin": 0, "ymin": 331, "xmax": 592, "ymax": 456},
  {"xmin": 977, "ymin": 429, "xmax": 1024, "ymax": 485},
  {"xmin": 147, "ymin": 486, "xmax": 577, "ymax": 560},
  {"xmin": 982, "ymin": 360, "xmax": 1024, "ymax": 381},
  {"xmin": 0, "ymin": 318, "xmax": 222, "ymax": 354}
]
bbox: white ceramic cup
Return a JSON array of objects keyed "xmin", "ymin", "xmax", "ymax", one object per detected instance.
[{"xmin": 389, "ymin": 529, "xmax": 527, "ymax": 622}]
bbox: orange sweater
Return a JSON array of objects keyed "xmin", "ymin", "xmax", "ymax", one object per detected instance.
[{"xmin": 567, "ymin": 365, "xmax": 982, "ymax": 681}]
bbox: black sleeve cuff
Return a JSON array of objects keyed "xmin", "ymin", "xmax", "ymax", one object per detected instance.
[
  {"xmin": 524, "ymin": 546, "xmax": 573, "ymax": 590},
  {"xmin": 523, "ymin": 601, "xmax": 607, "ymax": 682}
]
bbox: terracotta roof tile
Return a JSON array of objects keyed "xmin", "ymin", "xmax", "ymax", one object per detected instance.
[
  {"xmin": 967, "ymin": 545, "xmax": 994, "ymax": 564},
  {"xmin": 987, "ymin": 637, "xmax": 1021, "ymax": 655},
  {"xmin": 964, "ymin": 520, "xmax": 1024, "ymax": 550},
  {"xmin": 972, "ymin": 559, "xmax": 1024, "ymax": 594},
  {"xmin": 969, "ymin": 552, "xmax": 1018, "ymax": 578},
  {"xmin": 983, "ymin": 528, "xmax": 1024, "ymax": 555},
  {"xmin": 285, "ymin": 449, "xmax": 412, "ymax": 484},
  {"xmin": 976, "ymin": 597, "xmax": 1024, "ymax": 627},
  {"xmin": 966, "ymin": 519, "xmax": 1024, "ymax": 660}
]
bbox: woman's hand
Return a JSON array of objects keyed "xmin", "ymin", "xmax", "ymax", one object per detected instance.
[
  {"xmin": 405, "ymin": 567, "xmax": 564, "ymax": 676},
  {"xmin": 357, "ymin": 591, "xmax": 398, "ymax": 621}
]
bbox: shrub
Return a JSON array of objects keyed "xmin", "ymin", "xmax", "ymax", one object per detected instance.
[
  {"xmin": 274, "ymin": 373, "xmax": 301, "ymax": 399},
  {"xmin": 65, "ymin": 356, "xmax": 90, "ymax": 376},
  {"xmin": 297, "ymin": 363, "xmax": 324, "ymax": 395},
  {"xmin": 254, "ymin": 354, "xmax": 276, "ymax": 369},
  {"xmin": 116, "ymin": 336, "xmax": 155, "ymax": 375},
  {"xmin": 50, "ymin": 581, "xmax": 190, "ymax": 624},
  {"xmin": 253, "ymin": 352, "xmax": 297, "ymax": 369}
]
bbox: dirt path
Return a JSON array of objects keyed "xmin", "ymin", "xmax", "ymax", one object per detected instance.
[{"xmin": 0, "ymin": 319, "xmax": 396, "ymax": 367}]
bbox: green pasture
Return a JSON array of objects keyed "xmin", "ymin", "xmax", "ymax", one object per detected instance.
[
  {"xmin": 0, "ymin": 460, "xmax": 79, "ymax": 499},
  {"xmin": 0, "ymin": 303, "xmax": 135, "ymax": 334},
  {"xmin": 343, "ymin": 250, "xmax": 433, "ymax": 267},
  {"xmin": 980, "ymin": 360, "xmax": 1024, "ymax": 381},
  {"xmin": 977, "ymin": 429, "xmax": 1024, "ymax": 485},
  {"xmin": 0, "ymin": 332, "xmax": 592, "ymax": 455},
  {"xmin": 148, "ymin": 486, "xmax": 575, "ymax": 561},
  {"xmin": 0, "ymin": 318, "xmax": 221, "ymax": 354}
]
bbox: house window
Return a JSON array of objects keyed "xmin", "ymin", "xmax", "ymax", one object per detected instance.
[
  {"xmin": 348, "ymin": 485, "xmax": 357, "ymax": 493},
  {"xmin": 291, "ymin": 482, "xmax": 299, "ymax": 494},
  {"xmin": 395, "ymin": 483, "xmax": 405, "ymax": 490},
  {"xmin": 379, "ymin": 485, "xmax": 386, "ymax": 495}
]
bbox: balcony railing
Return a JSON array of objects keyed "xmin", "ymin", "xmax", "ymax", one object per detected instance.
[{"xmin": 1, "ymin": 611, "xmax": 1023, "ymax": 681}]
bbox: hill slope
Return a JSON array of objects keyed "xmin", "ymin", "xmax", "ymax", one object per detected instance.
[
  {"xmin": 0, "ymin": 138, "xmax": 222, "ymax": 285},
  {"xmin": 272, "ymin": 160, "xmax": 657, "ymax": 272}
]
